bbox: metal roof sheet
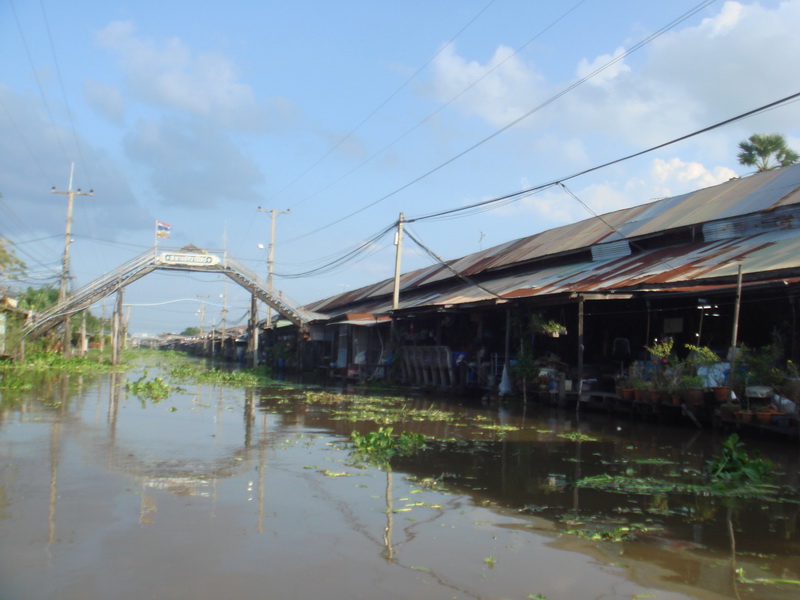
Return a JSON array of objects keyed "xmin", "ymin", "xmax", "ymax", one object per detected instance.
[{"xmin": 305, "ymin": 165, "xmax": 800, "ymax": 318}]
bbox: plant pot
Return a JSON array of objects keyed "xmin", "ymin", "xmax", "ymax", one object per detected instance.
[
  {"xmin": 670, "ymin": 395, "xmax": 682, "ymax": 406},
  {"xmin": 711, "ymin": 386, "xmax": 731, "ymax": 403},
  {"xmin": 683, "ymin": 388, "xmax": 704, "ymax": 406},
  {"xmin": 782, "ymin": 378, "xmax": 800, "ymax": 400},
  {"xmin": 621, "ymin": 388, "xmax": 635, "ymax": 401},
  {"xmin": 772, "ymin": 414, "xmax": 789, "ymax": 427},
  {"xmin": 633, "ymin": 389, "xmax": 644, "ymax": 402},
  {"xmin": 756, "ymin": 412, "xmax": 774, "ymax": 424},
  {"xmin": 736, "ymin": 411, "xmax": 754, "ymax": 424},
  {"xmin": 649, "ymin": 390, "xmax": 661, "ymax": 404}
]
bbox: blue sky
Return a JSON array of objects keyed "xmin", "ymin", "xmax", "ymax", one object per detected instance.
[{"xmin": 2, "ymin": 0, "xmax": 799, "ymax": 334}]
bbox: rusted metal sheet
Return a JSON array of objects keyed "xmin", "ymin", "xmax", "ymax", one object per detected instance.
[{"xmin": 305, "ymin": 165, "xmax": 800, "ymax": 319}]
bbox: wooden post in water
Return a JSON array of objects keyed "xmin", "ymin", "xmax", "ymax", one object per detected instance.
[{"xmin": 576, "ymin": 294, "xmax": 584, "ymax": 413}]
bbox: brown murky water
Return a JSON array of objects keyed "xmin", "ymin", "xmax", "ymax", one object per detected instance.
[{"xmin": 1, "ymin": 364, "xmax": 799, "ymax": 600}]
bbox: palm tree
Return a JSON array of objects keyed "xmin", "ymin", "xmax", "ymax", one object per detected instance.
[{"xmin": 737, "ymin": 133, "xmax": 799, "ymax": 172}]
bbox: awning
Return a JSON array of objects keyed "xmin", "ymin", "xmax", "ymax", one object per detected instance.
[{"xmin": 327, "ymin": 313, "xmax": 392, "ymax": 327}]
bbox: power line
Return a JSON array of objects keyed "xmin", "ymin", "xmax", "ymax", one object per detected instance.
[
  {"xmin": 9, "ymin": 0, "xmax": 69, "ymax": 169},
  {"xmin": 283, "ymin": 0, "xmax": 589, "ymax": 216},
  {"xmin": 272, "ymin": 0, "xmax": 500, "ymax": 210},
  {"xmin": 404, "ymin": 226, "xmax": 502, "ymax": 300},
  {"xmin": 408, "ymin": 91, "xmax": 800, "ymax": 224},
  {"xmin": 279, "ymin": 0, "xmax": 718, "ymax": 246},
  {"xmin": 264, "ymin": 88, "xmax": 800, "ymax": 282},
  {"xmin": 275, "ymin": 223, "xmax": 396, "ymax": 278},
  {"xmin": 38, "ymin": 0, "xmax": 93, "ymax": 191}
]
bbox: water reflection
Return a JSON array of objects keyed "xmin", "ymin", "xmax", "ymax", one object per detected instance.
[{"xmin": 1, "ymin": 368, "xmax": 799, "ymax": 600}]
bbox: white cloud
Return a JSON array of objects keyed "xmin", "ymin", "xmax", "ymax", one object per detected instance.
[
  {"xmin": 429, "ymin": 44, "xmax": 547, "ymax": 128},
  {"xmin": 0, "ymin": 84, "xmax": 147, "ymax": 238},
  {"xmin": 123, "ymin": 117, "xmax": 265, "ymax": 208},
  {"xmin": 651, "ymin": 157, "xmax": 737, "ymax": 194},
  {"xmin": 427, "ymin": 1, "xmax": 800, "ymax": 150},
  {"xmin": 96, "ymin": 21, "xmax": 268, "ymax": 131},
  {"xmin": 84, "ymin": 79, "xmax": 126, "ymax": 124},
  {"xmin": 576, "ymin": 47, "xmax": 631, "ymax": 85}
]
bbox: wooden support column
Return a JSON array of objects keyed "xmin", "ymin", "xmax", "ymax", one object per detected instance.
[
  {"xmin": 576, "ymin": 294, "xmax": 585, "ymax": 413},
  {"xmin": 731, "ymin": 263, "xmax": 743, "ymax": 352}
]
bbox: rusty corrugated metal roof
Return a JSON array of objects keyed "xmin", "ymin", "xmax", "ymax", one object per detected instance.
[{"xmin": 304, "ymin": 165, "xmax": 800, "ymax": 318}]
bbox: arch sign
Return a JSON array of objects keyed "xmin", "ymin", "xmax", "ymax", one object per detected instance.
[{"xmin": 158, "ymin": 252, "xmax": 220, "ymax": 266}]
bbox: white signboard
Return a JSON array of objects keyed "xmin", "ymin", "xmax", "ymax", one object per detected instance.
[{"xmin": 159, "ymin": 252, "xmax": 220, "ymax": 266}]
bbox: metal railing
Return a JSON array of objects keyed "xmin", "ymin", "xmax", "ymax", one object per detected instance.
[{"xmin": 25, "ymin": 248, "xmax": 319, "ymax": 337}]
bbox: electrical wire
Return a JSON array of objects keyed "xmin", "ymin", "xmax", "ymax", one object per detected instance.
[
  {"xmin": 279, "ymin": 0, "xmax": 719, "ymax": 246},
  {"xmin": 407, "ymin": 91, "xmax": 800, "ymax": 225},
  {"xmin": 274, "ymin": 222, "xmax": 396, "ymax": 278},
  {"xmin": 253, "ymin": 88, "xmax": 800, "ymax": 282},
  {"xmin": 282, "ymin": 0, "xmax": 589, "ymax": 217},
  {"xmin": 39, "ymin": 0, "xmax": 94, "ymax": 192},
  {"xmin": 273, "ymin": 0, "xmax": 500, "ymax": 210},
  {"xmin": 404, "ymin": 226, "xmax": 503, "ymax": 300},
  {"xmin": 9, "ymin": 0, "xmax": 69, "ymax": 172}
]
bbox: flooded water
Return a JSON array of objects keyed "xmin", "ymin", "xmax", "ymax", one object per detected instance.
[{"xmin": 1, "ymin": 361, "xmax": 799, "ymax": 600}]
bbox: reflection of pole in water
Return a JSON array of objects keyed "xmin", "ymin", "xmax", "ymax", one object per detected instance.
[
  {"xmin": 244, "ymin": 389, "xmax": 255, "ymax": 450},
  {"xmin": 727, "ymin": 505, "xmax": 742, "ymax": 599},
  {"xmin": 48, "ymin": 422, "xmax": 61, "ymax": 551},
  {"xmin": 573, "ymin": 440, "xmax": 582, "ymax": 511},
  {"xmin": 108, "ymin": 372, "xmax": 121, "ymax": 447},
  {"xmin": 383, "ymin": 469, "xmax": 394, "ymax": 561},
  {"xmin": 258, "ymin": 411, "xmax": 267, "ymax": 534},
  {"xmin": 139, "ymin": 481, "xmax": 157, "ymax": 525}
]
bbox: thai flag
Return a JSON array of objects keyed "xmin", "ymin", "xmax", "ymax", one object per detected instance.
[{"xmin": 156, "ymin": 221, "xmax": 171, "ymax": 238}]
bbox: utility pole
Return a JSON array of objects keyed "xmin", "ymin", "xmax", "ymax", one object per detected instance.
[
  {"xmin": 392, "ymin": 213, "xmax": 405, "ymax": 311},
  {"xmin": 257, "ymin": 207, "xmax": 290, "ymax": 327},
  {"xmin": 220, "ymin": 281, "xmax": 228, "ymax": 348},
  {"xmin": 198, "ymin": 295, "xmax": 208, "ymax": 354},
  {"xmin": 52, "ymin": 163, "xmax": 93, "ymax": 357},
  {"xmin": 221, "ymin": 223, "xmax": 229, "ymax": 351}
]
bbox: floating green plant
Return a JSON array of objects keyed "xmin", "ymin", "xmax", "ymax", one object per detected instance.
[
  {"xmin": 125, "ymin": 372, "xmax": 171, "ymax": 401},
  {"xmin": 168, "ymin": 362, "xmax": 271, "ymax": 386},
  {"xmin": 557, "ymin": 432, "xmax": 598, "ymax": 442},
  {"xmin": 349, "ymin": 426, "xmax": 426, "ymax": 466}
]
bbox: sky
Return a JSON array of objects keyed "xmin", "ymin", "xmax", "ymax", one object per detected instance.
[{"xmin": 2, "ymin": 0, "xmax": 800, "ymax": 335}]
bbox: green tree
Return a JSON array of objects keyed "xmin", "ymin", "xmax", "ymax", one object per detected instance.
[
  {"xmin": 0, "ymin": 237, "xmax": 25, "ymax": 279},
  {"xmin": 180, "ymin": 326, "xmax": 201, "ymax": 336},
  {"xmin": 18, "ymin": 285, "xmax": 59, "ymax": 311},
  {"xmin": 737, "ymin": 133, "xmax": 800, "ymax": 172},
  {"xmin": 0, "ymin": 191, "xmax": 24, "ymax": 279}
]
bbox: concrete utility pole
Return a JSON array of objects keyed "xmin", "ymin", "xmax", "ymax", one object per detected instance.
[
  {"xmin": 248, "ymin": 294, "xmax": 259, "ymax": 367},
  {"xmin": 257, "ymin": 207, "xmax": 290, "ymax": 327},
  {"xmin": 52, "ymin": 163, "xmax": 93, "ymax": 357},
  {"xmin": 198, "ymin": 295, "xmax": 208, "ymax": 354},
  {"xmin": 392, "ymin": 213, "xmax": 405, "ymax": 311},
  {"xmin": 111, "ymin": 289, "xmax": 123, "ymax": 366}
]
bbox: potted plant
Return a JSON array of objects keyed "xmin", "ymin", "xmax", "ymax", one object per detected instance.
[
  {"xmin": 782, "ymin": 360, "xmax": 800, "ymax": 400},
  {"xmin": 645, "ymin": 338, "xmax": 682, "ymax": 403},
  {"xmin": 621, "ymin": 362, "xmax": 645, "ymax": 401},
  {"xmin": 755, "ymin": 404, "xmax": 779, "ymax": 424},
  {"xmin": 680, "ymin": 374, "xmax": 705, "ymax": 406},
  {"xmin": 540, "ymin": 320, "xmax": 567, "ymax": 338},
  {"xmin": 685, "ymin": 344, "xmax": 731, "ymax": 402}
]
